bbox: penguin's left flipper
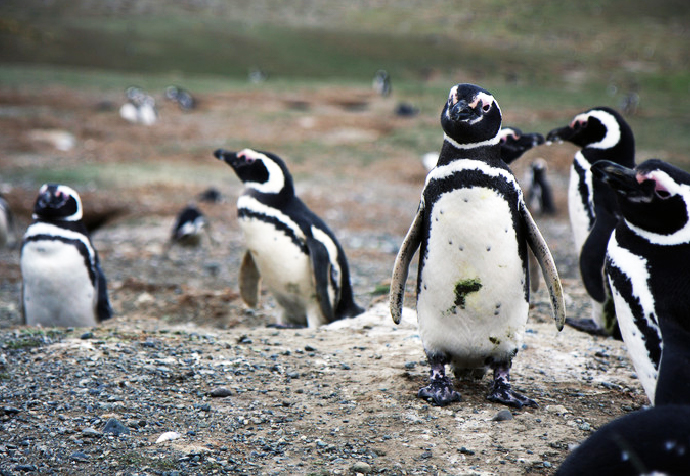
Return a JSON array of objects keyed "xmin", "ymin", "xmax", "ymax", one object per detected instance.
[
  {"xmin": 239, "ymin": 251, "xmax": 261, "ymax": 308},
  {"xmin": 306, "ymin": 235, "xmax": 336, "ymax": 323},
  {"xmin": 95, "ymin": 262, "xmax": 113, "ymax": 322},
  {"xmin": 390, "ymin": 203, "xmax": 424, "ymax": 324},
  {"xmin": 522, "ymin": 206, "xmax": 566, "ymax": 331}
]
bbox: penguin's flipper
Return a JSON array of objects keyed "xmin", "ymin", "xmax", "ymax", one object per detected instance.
[
  {"xmin": 522, "ymin": 206, "xmax": 566, "ymax": 331},
  {"xmin": 528, "ymin": 249, "xmax": 540, "ymax": 293},
  {"xmin": 390, "ymin": 203, "xmax": 424, "ymax": 324},
  {"xmin": 306, "ymin": 235, "xmax": 336, "ymax": 323},
  {"xmin": 95, "ymin": 262, "xmax": 113, "ymax": 322},
  {"xmin": 239, "ymin": 251, "xmax": 261, "ymax": 308}
]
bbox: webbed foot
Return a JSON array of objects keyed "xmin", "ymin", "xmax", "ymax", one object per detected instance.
[
  {"xmin": 418, "ymin": 376, "xmax": 462, "ymax": 406},
  {"xmin": 487, "ymin": 379, "xmax": 537, "ymax": 409}
]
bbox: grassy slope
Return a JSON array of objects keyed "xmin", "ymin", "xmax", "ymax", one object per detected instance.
[{"xmin": 0, "ymin": 0, "xmax": 688, "ymax": 166}]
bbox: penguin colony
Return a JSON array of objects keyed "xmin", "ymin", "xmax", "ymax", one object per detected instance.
[{"xmin": 10, "ymin": 74, "xmax": 690, "ymax": 472}]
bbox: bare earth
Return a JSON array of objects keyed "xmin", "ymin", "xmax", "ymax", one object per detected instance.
[{"xmin": 0, "ymin": 85, "xmax": 649, "ymax": 475}]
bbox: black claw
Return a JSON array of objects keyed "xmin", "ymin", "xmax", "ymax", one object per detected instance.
[
  {"xmin": 487, "ymin": 381, "xmax": 537, "ymax": 409},
  {"xmin": 417, "ymin": 377, "xmax": 462, "ymax": 406}
]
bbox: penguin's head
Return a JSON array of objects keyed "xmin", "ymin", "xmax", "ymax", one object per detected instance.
[
  {"xmin": 499, "ymin": 127, "xmax": 545, "ymax": 164},
  {"xmin": 440, "ymin": 83, "xmax": 502, "ymax": 146},
  {"xmin": 546, "ymin": 107, "xmax": 633, "ymax": 153},
  {"xmin": 172, "ymin": 205, "xmax": 206, "ymax": 245},
  {"xmin": 592, "ymin": 159, "xmax": 690, "ymax": 242},
  {"xmin": 214, "ymin": 148, "xmax": 293, "ymax": 196},
  {"xmin": 32, "ymin": 184, "xmax": 83, "ymax": 222}
]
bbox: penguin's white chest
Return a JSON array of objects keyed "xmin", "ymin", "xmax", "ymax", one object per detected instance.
[
  {"xmin": 607, "ymin": 235, "xmax": 661, "ymax": 402},
  {"xmin": 21, "ymin": 239, "xmax": 97, "ymax": 327},
  {"xmin": 238, "ymin": 216, "xmax": 315, "ymax": 306},
  {"xmin": 417, "ymin": 187, "xmax": 528, "ymax": 367}
]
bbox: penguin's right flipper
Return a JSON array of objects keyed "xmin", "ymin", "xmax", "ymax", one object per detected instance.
[
  {"xmin": 390, "ymin": 203, "xmax": 424, "ymax": 324},
  {"xmin": 306, "ymin": 235, "xmax": 336, "ymax": 323},
  {"xmin": 239, "ymin": 251, "xmax": 261, "ymax": 308},
  {"xmin": 522, "ymin": 206, "xmax": 566, "ymax": 331},
  {"xmin": 95, "ymin": 262, "xmax": 113, "ymax": 322}
]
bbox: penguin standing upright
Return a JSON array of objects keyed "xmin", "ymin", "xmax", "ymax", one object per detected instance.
[
  {"xmin": 0, "ymin": 192, "xmax": 16, "ymax": 248},
  {"xmin": 526, "ymin": 158, "xmax": 556, "ymax": 215},
  {"xmin": 390, "ymin": 84, "xmax": 565, "ymax": 407},
  {"xmin": 21, "ymin": 184, "xmax": 112, "ymax": 327},
  {"xmin": 214, "ymin": 148, "xmax": 363, "ymax": 328},
  {"xmin": 170, "ymin": 204, "xmax": 210, "ymax": 248},
  {"xmin": 546, "ymin": 107, "xmax": 634, "ymax": 336},
  {"xmin": 591, "ymin": 159, "xmax": 690, "ymax": 405}
]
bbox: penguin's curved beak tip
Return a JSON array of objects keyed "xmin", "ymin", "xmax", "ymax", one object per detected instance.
[{"xmin": 213, "ymin": 149, "xmax": 225, "ymax": 160}]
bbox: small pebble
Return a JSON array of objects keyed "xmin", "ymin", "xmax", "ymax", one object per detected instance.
[
  {"xmin": 81, "ymin": 427, "xmax": 101, "ymax": 438},
  {"xmin": 103, "ymin": 418, "xmax": 130, "ymax": 436},
  {"xmin": 492, "ymin": 410, "xmax": 513, "ymax": 422},
  {"xmin": 70, "ymin": 451, "xmax": 90, "ymax": 462},
  {"xmin": 80, "ymin": 331, "xmax": 93, "ymax": 340},
  {"xmin": 351, "ymin": 461, "xmax": 372, "ymax": 473}
]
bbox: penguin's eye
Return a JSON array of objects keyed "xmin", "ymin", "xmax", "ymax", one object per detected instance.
[
  {"xmin": 482, "ymin": 102, "xmax": 492, "ymax": 113},
  {"xmin": 655, "ymin": 189, "xmax": 671, "ymax": 200}
]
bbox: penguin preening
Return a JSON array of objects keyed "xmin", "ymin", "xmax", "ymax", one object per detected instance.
[
  {"xmin": 546, "ymin": 107, "xmax": 634, "ymax": 337},
  {"xmin": 421, "ymin": 126, "xmax": 545, "ymax": 172},
  {"xmin": 214, "ymin": 148, "xmax": 363, "ymax": 328},
  {"xmin": 390, "ymin": 83, "xmax": 565, "ymax": 407},
  {"xmin": 592, "ymin": 159, "xmax": 690, "ymax": 405},
  {"xmin": 21, "ymin": 184, "xmax": 112, "ymax": 327}
]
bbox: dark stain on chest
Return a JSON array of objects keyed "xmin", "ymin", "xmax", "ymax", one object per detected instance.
[{"xmin": 454, "ymin": 278, "xmax": 483, "ymax": 308}]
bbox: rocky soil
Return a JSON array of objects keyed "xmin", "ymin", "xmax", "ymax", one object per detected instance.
[{"xmin": 0, "ymin": 85, "xmax": 649, "ymax": 475}]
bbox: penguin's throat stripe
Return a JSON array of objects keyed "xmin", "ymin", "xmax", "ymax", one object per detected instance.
[
  {"xmin": 443, "ymin": 133, "xmax": 501, "ymax": 151},
  {"xmin": 22, "ymin": 234, "xmax": 97, "ymax": 285}
]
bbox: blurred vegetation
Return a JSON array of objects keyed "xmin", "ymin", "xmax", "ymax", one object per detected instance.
[{"xmin": 0, "ymin": 0, "xmax": 688, "ymax": 165}]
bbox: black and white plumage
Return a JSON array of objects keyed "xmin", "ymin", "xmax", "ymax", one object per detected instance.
[
  {"xmin": 170, "ymin": 205, "xmax": 209, "ymax": 247},
  {"xmin": 120, "ymin": 86, "xmax": 157, "ymax": 125},
  {"xmin": 547, "ymin": 107, "xmax": 634, "ymax": 337},
  {"xmin": 421, "ymin": 126, "xmax": 545, "ymax": 172},
  {"xmin": 164, "ymin": 85, "xmax": 196, "ymax": 111},
  {"xmin": 214, "ymin": 148, "xmax": 364, "ymax": 328},
  {"xmin": 21, "ymin": 184, "xmax": 112, "ymax": 327},
  {"xmin": 556, "ymin": 404, "xmax": 690, "ymax": 475},
  {"xmin": 390, "ymin": 83, "xmax": 565, "ymax": 407},
  {"xmin": 592, "ymin": 159, "xmax": 690, "ymax": 405},
  {"xmin": 0, "ymin": 192, "xmax": 16, "ymax": 248},
  {"xmin": 526, "ymin": 158, "xmax": 556, "ymax": 215}
]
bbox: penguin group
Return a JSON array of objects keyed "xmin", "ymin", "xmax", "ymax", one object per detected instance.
[{"xmin": 9, "ymin": 72, "xmax": 690, "ymax": 472}]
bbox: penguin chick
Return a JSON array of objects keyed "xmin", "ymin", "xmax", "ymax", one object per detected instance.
[
  {"xmin": 21, "ymin": 184, "xmax": 112, "ymax": 327},
  {"xmin": 391, "ymin": 83, "xmax": 565, "ymax": 408},
  {"xmin": 214, "ymin": 148, "xmax": 363, "ymax": 328},
  {"xmin": 546, "ymin": 107, "xmax": 634, "ymax": 337}
]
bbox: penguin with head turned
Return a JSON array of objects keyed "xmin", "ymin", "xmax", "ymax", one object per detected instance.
[
  {"xmin": 591, "ymin": 158, "xmax": 690, "ymax": 405},
  {"xmin": 547, "ymin": 107, "xmax": 634, "ymax": 337},
  {"xmin": 21, "ymin": 184, "xmax": 112, "ymax": 327},
  {"xmin": 214, "ymin": 148, "xmax": 363, "ymax": 328},
  {"xmin": 558, "ymin": 160, "xmax": 690, "ymax": 474},
  {"xmin": 390, "ymin": 83, "xmax": 565, "ymax": 407}
]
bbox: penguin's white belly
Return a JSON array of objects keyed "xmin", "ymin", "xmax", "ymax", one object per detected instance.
[
  {"xmin": 607, "ymin": 237, "xmax": 660, "ymax": 402},
  {"xmin": 239, "ymin": 217, "xmax": 316, "ymax": 320},
  {"xmin": 21, "ymin": 240, "xmax": 97, "ymax": 327},
  {"xmin": 568, "ymin": 163, "xmax": 591, "ymax": 252},
  {"xmin": 417, "ymin": 188, "xmax": 528, "ymax": 368}
]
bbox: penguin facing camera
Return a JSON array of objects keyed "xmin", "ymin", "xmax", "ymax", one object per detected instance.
[
  {"xmin": 169, "ymin": 204, "xmax": 215, "ymax": 248},
  {"xmin": 390, "ymin": 83, "xmax": 565, "ymax": 408},
  {"xmin": 21, "ymin": 184, "xmax": 112, "ymax": 327},
  {"xmin": 214, "ymin": 148, "xmax": 364, "ymax": 328},
  {"xmin": 547, "ymin": 107, "xmax": 634, "ymax": 337}
]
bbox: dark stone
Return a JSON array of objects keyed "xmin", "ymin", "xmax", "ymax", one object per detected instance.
[
  {"xmin": 210, "ymin": 387, "xmax": 232, "ymax": 398},
  {"xmin": 103, "ymin": 418, "xmax": 130, "ymax": 436}
]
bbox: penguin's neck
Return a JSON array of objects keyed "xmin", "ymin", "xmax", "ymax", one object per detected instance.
[{"xmin": 437, "ymin": 139, "xmax": 502, "ymax": 167}]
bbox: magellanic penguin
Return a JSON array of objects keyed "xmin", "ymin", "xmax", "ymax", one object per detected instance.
[
  {"xmin": 214, "ymin": 148, "xmax": 364, "ymax": 328},
  {"xmin": 169, "ymin": 204, "xmax": 212, "ymax": 248},
  {"xmin": 390, "ymin": 83, "xmax": 566, "ymax": 407},
  {"xmin": 592, "ymin": 159, "xmax": 690, "ymax": 405},
  {"xmin": 421, "ymin": 126, "xmax": 545, "ymax": 172},
  {"xmin": 526, "ymin": 158, "xmax": 557, "ymax": 216},
  {"xmin": 546, "ymin": 107, "xmax": 634, "ymax": 337},
  {"xmin": 0, "ymin": 192, "xmax": 16, "ymax": 248},
  {"xmin": 21, "ymin": 184, "xmax": 112, "ymax": 327}
]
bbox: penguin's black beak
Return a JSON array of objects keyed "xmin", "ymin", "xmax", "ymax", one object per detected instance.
[
  {"xmin": 214, "ymin": 149, "xmax": 228, "ymax": 161},
  {"xmin": 591, "ymin": 161, "xmax": 656, "ymax": 201},
  {"xmin": 214, "ymin": 149, "xmax": 240, "ymax": 165},
  {"xmin": 546, "ymin": 125, "xmax": 575, "ymax": 143},
  {"xmin": 448, "ymin": 99, "xmax": 478, "ymax": 122}
]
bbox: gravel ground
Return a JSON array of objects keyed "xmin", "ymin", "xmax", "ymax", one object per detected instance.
[{"xmin": 0, "ymin": 86, "xmax": 650, "ymax": 475}]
